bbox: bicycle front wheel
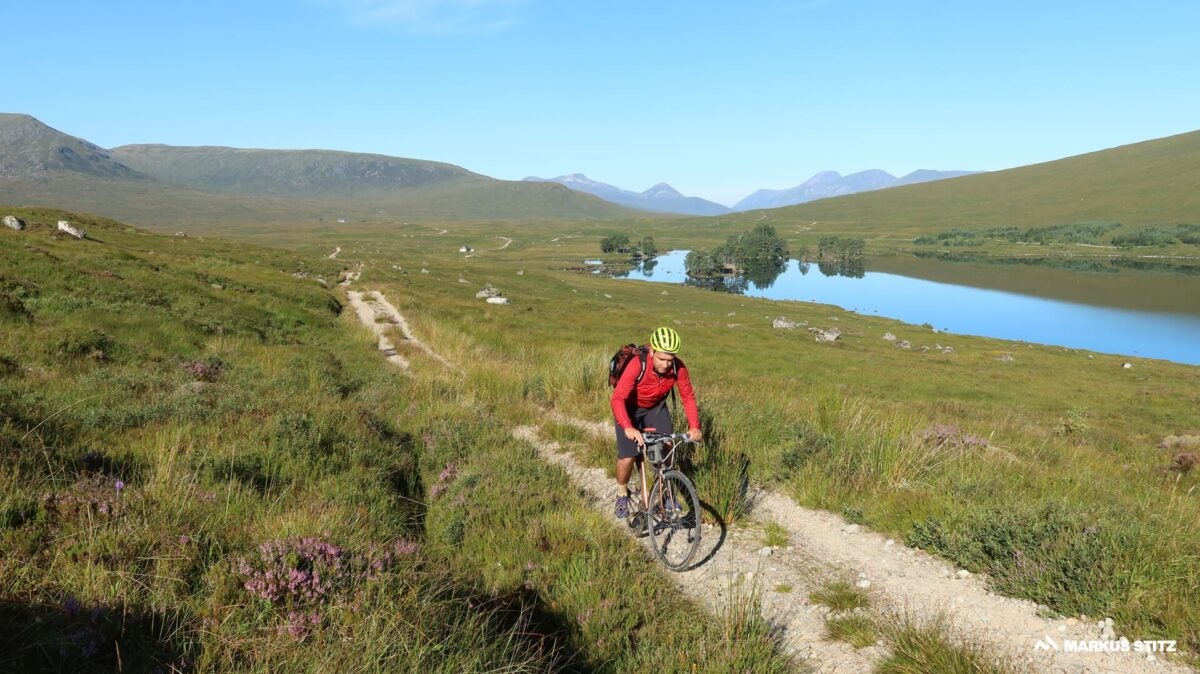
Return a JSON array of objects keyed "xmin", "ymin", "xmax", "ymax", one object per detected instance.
[{"xmin": 648, "ymin": 470, "xmax": 701, "ymax": 571}]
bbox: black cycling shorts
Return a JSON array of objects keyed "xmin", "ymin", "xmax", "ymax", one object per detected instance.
[{"xmin": 614, "ymin": 400, "xmax": 672, "ymax": 459}]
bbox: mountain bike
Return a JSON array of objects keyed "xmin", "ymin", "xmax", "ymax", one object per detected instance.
[{"xmin": 626, "ymin": 431, "xmax": 702, "ymax": 571}]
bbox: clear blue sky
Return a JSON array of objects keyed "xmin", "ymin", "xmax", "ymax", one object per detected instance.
[{"xmin": 4, "ymin": 1, "xmax": 1198, "ymax": 205}]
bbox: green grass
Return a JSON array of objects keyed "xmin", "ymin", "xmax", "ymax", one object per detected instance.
[
  {"xmin": 762, "ymin": 520, "xmax": 790, "ymax": 548},
  {"xmin": 876, "ymin": 616, "xmax": 1018, "ymax": 674},
  {"xmin": 809, "ymin": 581, "xmax": 871, "ymax": 613},
  {"xmin": 0, "ymin": 207, "xmax": 791, "ymax": 672},
  {"xmin": 825, "ymin": 614, "xmax": 879, "ymax": 649},
  {"xmin": 303, "ymin": 218, "xmax": 1199, "ymax": 664}
]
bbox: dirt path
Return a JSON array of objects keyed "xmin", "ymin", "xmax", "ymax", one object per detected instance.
[
  {"xmin": 328, "ymin": 246, "xmax": 341, "ymax": 259},
  {"xmin": 345, "ymin": 287, "xmax": 1193, "ymax": 674},
  {"xmin": 496, "ymin": 236, "xmax": 514, "ymax": 250}
]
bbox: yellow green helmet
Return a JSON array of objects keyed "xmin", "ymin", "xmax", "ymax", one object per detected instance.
[{"xmin": 650, "ymin": 326, "xmax": 681, "ymax": 353}]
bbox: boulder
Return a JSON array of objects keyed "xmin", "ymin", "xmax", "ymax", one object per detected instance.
[
  {"xmin": 475, "ymin": 285, "xmax": 501, "ymax": 299},
  {"xmin": 882, "ymin": 332, "xmax": 896, "ymax": 341},
  {"xmin": 485, "ymin": 297, "xmax": 509, "ymax": 305},
  {"xmin": 896, "ymin": 340, "xmax": 912, "ymax": 349},
  {"xmin": 997, "ymin": 353, "xmax": 1015, "ymax": 362},
  {"xmin": 808, "ymin": 327, "xmax": 841, "ymax": 342},
  {"xmin": 773, "ymin": 317, "xmax": 799, "ymax": 329},
  {"xmin": 57, "ymin": 220, "xmax": 86, "ymax": 239},
  {"xmin": 1171, "ymin": 452, "xmax": 1198, "ymax": 473},
  {"xmin": 2, "ymin": 215, "xmax": 25, "ymax": 231}
]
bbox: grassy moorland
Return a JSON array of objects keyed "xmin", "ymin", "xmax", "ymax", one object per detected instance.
[
  {"xmin": 0, "ymin": 208, "xmax": 787, "ymax": 672},
  {"xmin": 294, "ymin": 219, "xmax": 1200, "ymax": 663}
]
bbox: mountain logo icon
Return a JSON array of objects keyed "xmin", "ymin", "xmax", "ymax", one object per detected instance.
[{"xmin": 1034, "ymin": 635, "xmax": 1060, "ymax": 651}]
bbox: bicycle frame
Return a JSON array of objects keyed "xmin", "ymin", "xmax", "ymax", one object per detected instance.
[{"xmin": 633, "ymin": 432, "xmax": 689, "ymax": 510}]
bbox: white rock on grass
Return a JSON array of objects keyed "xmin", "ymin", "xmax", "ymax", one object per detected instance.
[
  {"xmin": 3, "ymin": 215, "xmax": 25, "ymax": 231},
  {"xmin": 882, "ymin": 332, "xmax": 896, "ymax": 341},
  {"xmin": 773, "ymin": 317, "xmax": 799, "ymax": 329},
  {"xmin": 485, "ymin": 297, "xmax": 509, "ymax": 305},
  {"xmin": 57, "ymin": 220, "xmax": 86, "ymax": 239}
]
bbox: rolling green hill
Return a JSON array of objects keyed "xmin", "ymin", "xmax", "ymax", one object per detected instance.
[
  {"xmin": 735, "ymin": 129, "xmax": 1200, "ymax": 234},
  {"xmin": 0, "ymin": 114, "xmax": 645, "ymax": 227},
  {"xmin": 109, "ymin": 144, "xmax": 483, "ymax": 197}
]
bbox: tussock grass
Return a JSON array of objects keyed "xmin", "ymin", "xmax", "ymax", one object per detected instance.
[
  {"xmin": 826, "ymin": 614, "xmax": 879, "ymax": 649},
  {"xmin": 809, "ymin": 581, "xmax": 870, "ymax": 612},
  {"xmin": 875, "ymin": 615, "xmax": 1019, "ymax": 674}
]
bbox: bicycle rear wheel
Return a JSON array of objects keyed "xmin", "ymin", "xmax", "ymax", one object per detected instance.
[{"xmin": 648, "ymin": 470, "xmax": 701, "ymax": 570}]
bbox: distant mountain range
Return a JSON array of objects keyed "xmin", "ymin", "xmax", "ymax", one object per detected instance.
[
  {"xmin": 526, "ymin": 169, "xmax": 978, "ymax": 215},
  {"xmin": 0, "ymin": 113, "xmax": 642, "ymax": 227},
  {"xmin": 523, "ymin": 174, "xmax": 732, "ymax": 216},
  {"xmin": 733, "ymin": 169, "xmax": 979, "ymax": 211}
]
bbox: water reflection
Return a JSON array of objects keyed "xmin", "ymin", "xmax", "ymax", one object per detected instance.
[{"xmin": 616, "ymin": 250, "xmax": 1200, "ymax": 364}]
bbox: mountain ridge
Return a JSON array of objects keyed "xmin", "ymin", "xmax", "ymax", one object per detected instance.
[
  {"xmin": 523, "ymin": 173, "xmax": 732, "ymax": 216},
  {"xmin": 0, "ymin": 114, "xmax": 645, "ymax": 225},
  {"xmin": 733, "ymin": 169, "xmax": 978, "ymax": 211}
]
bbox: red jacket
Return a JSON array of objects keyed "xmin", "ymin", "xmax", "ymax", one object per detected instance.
[{"xmin": 610, "ymin": 352, "xmax": 700, "ymax": 431}]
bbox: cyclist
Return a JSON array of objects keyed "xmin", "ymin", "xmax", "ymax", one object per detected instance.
[{"xmin": 611, "ymin": 327, "xmax": 702, "ymax": 519}]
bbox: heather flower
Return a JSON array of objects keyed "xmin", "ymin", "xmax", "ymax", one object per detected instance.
[
  {"xmin": 63, "ymin": 595, "xmax": 81, "ymax": 617},
  {"xmin": 114, "ymin": 480, "xmax": 125, "ymax": 492}
]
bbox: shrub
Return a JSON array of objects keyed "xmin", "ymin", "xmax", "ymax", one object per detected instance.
[{"xmin": 904, "ymin": 502, "xmax": 1132, "ymax": 616}]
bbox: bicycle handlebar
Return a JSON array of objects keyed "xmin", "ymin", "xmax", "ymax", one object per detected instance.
[{"xmin": 640, "ymin": 431, "xmax": 698, "ymax": 447}]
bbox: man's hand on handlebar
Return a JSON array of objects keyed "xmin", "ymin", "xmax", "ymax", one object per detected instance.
[
  {"xmin": 687, "ymin": 428, "xmax": 702, "ymax": 443},
  {"xmin": 623, "ymin": 427, "xmax": 645, "ymax": 447}
]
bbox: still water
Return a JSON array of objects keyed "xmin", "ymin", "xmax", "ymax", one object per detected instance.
[{"xmin": 616, "ymin": 250, "xmax": 1200, "ymax": 365}]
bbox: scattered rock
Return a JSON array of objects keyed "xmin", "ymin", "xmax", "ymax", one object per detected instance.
[
  {"xmin": 458, "ymin": 277, "xmax": 469, "ymax": 284},
  {"xmin": 57, "ymin": 220, "xmax": 86, "ymax": 239},
  {"xmin": 1122, "ymin": 362, "xmax": 1132, "ymax": 369},
  {"xmin": 841, "ymin": 524, "xmax": 861, "ymax": 534},
  {"xmin": 773, "ymin": 317, "xmax": 800, "ymax": 329},
  {"xmin": 421, "ymin": 268, "xmax": 430, "ymax": 274},
  {"xmin": 882, "ymin": 332, "xmax": 896, "ymax": 341},
  {"xmin": 475, "ymin": 285, "xmax": 501, "ymax": 299},
  {"xmin": 997, "ymin": 353, "xmax": 1015, "ymax": 362},
  {"xmin": 1170, "ymin": 452, "xmax": 1198, "ymax": 473},
  {"xmin": 941, "ymin": 346, "xmax": 955, "ymax": 354},
  {"xmin": 855, "ymin": 579, "xmax": 871, "ymax": 589},
  {"xmin": 660, "ymin": 290, "xmax": 668, "ymax": 295},
  {"xmin": 485, "ymin": 297, "xmax": 509, "ymax": 305},
  {"xmin": 1158, "ymin": 434, "xmax": 1200, "ymax": 450},
  {"xmin": 956, "ymin": 569, "xmax": 971, "ymax": 579},
  {"xmin": 604, "ymin": 294, "xmax": 612, "ymax": 299},
  {"xmin": 2, "ymin": 215, "xmax": 26, "ymax": 231},
  {"xmin": 808, "ymin": 327, "xmax": 841, "ymax": 342},
  {"xmin": 918, "ymin": 424, "xmax": 989, "ymax": 449},
  {"xmin": 896, "ymin": 340, "xmax": 912, "ymax": 350},
  {"xmin": 516, "ymin": 270, "xmax": 524, "ymax": 275},
  {"xmin": 758, "ymin": 547, "xmax": 773, "ymax": 558}
]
